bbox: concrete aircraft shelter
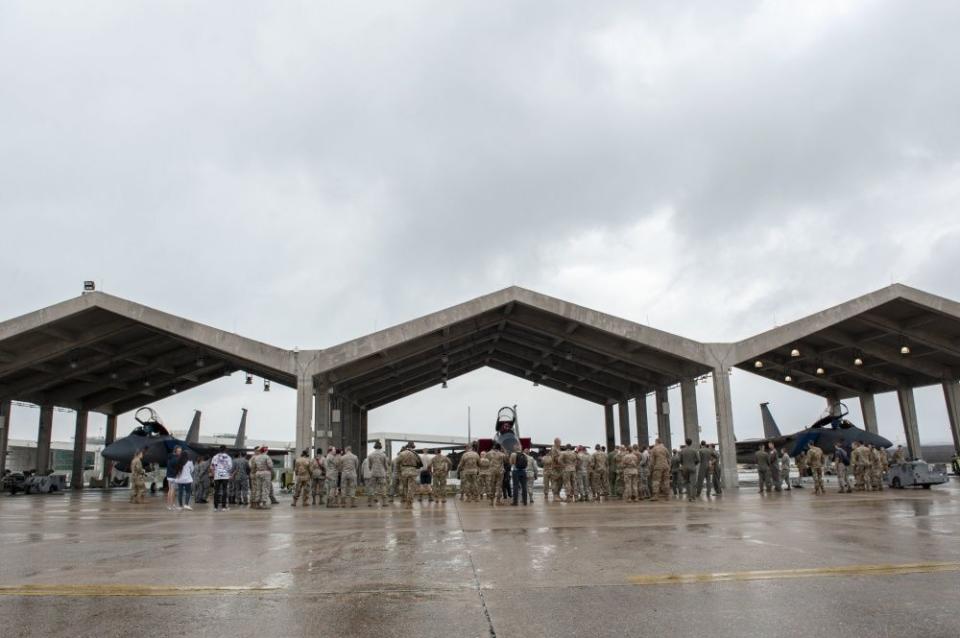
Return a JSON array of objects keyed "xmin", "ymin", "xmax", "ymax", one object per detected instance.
[{"xmin": 1, "ymin": 283, "xmax": 959, "ymax": 491}]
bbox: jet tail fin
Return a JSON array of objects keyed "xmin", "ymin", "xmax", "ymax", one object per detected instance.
[
  {"xmin": 760, "ymin": 403, "xmax": 782, "ymax": 439},
  {"xmin": 186, "ymin": 410, "xmax": 202, "ymax": 443},
  {"xmin": 234, "ymin": 408, "xmax": 247, "ymax": 448}
]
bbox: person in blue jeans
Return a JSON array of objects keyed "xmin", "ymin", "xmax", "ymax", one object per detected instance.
[
  {"xmin": 510, "ymin": 448, "xmax": 529, "ymax": 506},
  {"xmin": 173, "ymin": 452, "xmax": 195, "ymax": 511}
]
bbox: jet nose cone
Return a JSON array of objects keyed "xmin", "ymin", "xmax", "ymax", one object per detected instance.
[{"xmin": 101, "ymin": 441, "xmax": 124, "ymax": 461}]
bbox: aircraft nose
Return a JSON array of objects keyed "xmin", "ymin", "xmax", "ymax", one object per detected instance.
[
  {"xmin": 101, "ymin": 441, "xmax": 125, "ymax": 461},
  {"xmin": 874, "ymin": 433, "xmax": 893, "ymax": 449}
]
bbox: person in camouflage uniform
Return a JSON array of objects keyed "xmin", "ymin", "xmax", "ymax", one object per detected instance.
[
  {"xmin": 311, "ymin": 450, "xmax": 325, "ymax": 505},
  {"xmin": 638, "ymin": 446, "xmax": 651, "ymax": 500},
  {"xmin": 250, "ymin": 447, "xmax": 273, "ymax": 509},
  {"xmin": 478, "ymin": 451, "xmax": 491, "ymax": 500},
  {"xmin": 558, "ymin": 445, "xmax": 578, "ymax": 503},
  {"xmin": 130, "ymin": 448, "xmax": 147, "ymax": 504},
  {"xmin": 620, "ymin": 446, "xmax": 639, "ymax": 502},
  {"xmin": 486, "ymin": 444, "xmax": 506, "ymax": 506},
  {"xmin": 590, "ymin": 444, "xmax": 608, "ymax": 501},
  {"xmin": 576, "ymin": 446, "xmax": 592, "ymax": 502},
  {"xmin": 324, "ymin": 447, "xmax": 341, "ymax": 508},
  {"xmin": 366, "ymin": 441, "xmax": 389, "ymax": 507},
  {"xmin": 397, "ymin": 443, "xmax": 420, "ymax": 509},
  {"xmin": 431, "ymin": 451, "xmax": 451, "ymax": 503},
  {"xmin": 457, "ymin": 444, "xmax": 480, "ymax": 502},
  {"xmin": 233, "ymin": 452, "xmax": 250, "ymax": 506},
  {"xmin": 541, "ymin": 451, "xmax": 555, "ymax": 500},
  {"xmin": 650, "ymin": 439, "xmax": 671, "ymax": 501},
  {"xmin": 608, "ymin": 446, "xmax": 621, "ymax": 499},
  {"xmin": 339, "ymin": 446, "xmax": 360, "ymax": 508},
  {"xmin": 291, "ymin": 449, "xmax": 312, "ymax": 507},
  {"xmin": 806, "ymin": 443, "xmax": 825, "ymax": 495}
]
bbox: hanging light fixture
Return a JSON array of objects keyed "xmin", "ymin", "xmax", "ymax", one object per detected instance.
[
  {"xmin": 816, "ymin": 367, "xmax": 825, "ymax": 375},
  {"xmin": 143, "ymin": 380, "xmax": 151, "ymax": 387},
  {"xmin": 263, "ymin": 379, "xmax": 270, "ymax": 392},
  {"xmin": 441, "ymin": 380, "xmax": 448, "ymax": 389},
  {"xmin": 245, "ymin": 373, "xmax": 253, "ymax": 385},
  {"xmin": 69, "ymin": 359, "xmax": 79, "ymax": 369},
  {"xmin": 170, "ymin": 387, "xmax": 178, "ymax": 395},
  {"xmin": 900, "ymin": 344, "xmax": 911, "ymax": 355},
  {"xmin": 533, "ymin": 380, "xmax": 539, "ymax": 387},
  {"xmin": 754, "ymin": 360, "xmax": 764, "ymax": 369},
  {"xmin": 784, "ymin": 374, "xmax": 793, "ymax": 383},
  {"xmin": 195, "ymin": 356, "xmax": 205, "ymax": 368},
  {"xmin": 790, "ymin": 348, "xmax": 801, "ymax": 358},
  {"xmin": 853, "ymin": 356, "xmax": 864, "ymax": 366}
]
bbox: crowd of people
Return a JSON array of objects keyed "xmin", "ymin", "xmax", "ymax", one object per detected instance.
[{"xmin": 125, "ymin": 437, "xmax": 913, "ymax": 511}]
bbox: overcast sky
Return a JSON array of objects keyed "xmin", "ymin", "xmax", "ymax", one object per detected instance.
[{"xmin": 3, "ymin": 1, "xmax": 959, "ymax": 450}]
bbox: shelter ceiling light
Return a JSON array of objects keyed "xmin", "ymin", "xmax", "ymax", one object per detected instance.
[
  {"xmin": 143, "ymin": 380, "xmax": 151, "ymax": 387},
  {"xmin": 441, "ymin": 380, "xmax": 448, "ymax": 389},
  {"xmin": 263, "ymin": 379, "xmax": 270, "ymax": 392},
  {"xmin": 790, "ymin": 348, "xmax": 800, "ymax": 358},
  {"xmin": 565, "ymin": 352, "xmax": 573, "ymax": 361},
  {"xmin": 784, "ymin": 374, "xmax": 793, "ymax": 382},
  {"xmin": 69, "ymin": 359, "xmax": 78, "ymax": 369},
  {"xmin": 196, "ymin": 357, "xmax": 205, "ymax": 368},
  {"xmin": 109, "ymin": 372, "xmax": 118, "ymax": 380},
  {"xmin": 754, "ymin": 360, "xmax": 764, "ymax": 369},
  {"xmin": 170, "ymin": 388, "xmax": 177, "ymax": 394},
  {"xmin": 533, "ymin": 381, "xmax": 539, "ymax": 387},
  {"xmin": 816, "ymin": 367, "xmax": 825, "ymax": 375},
  {"xmin": 900, "ymin": 344, "xmax": 911, "ymax": 355},
  {"xmin": 854, "ymin": 357, "xmax": 864, "ymax": 366},
  {"xmin": 245, "ymin": 373, "xmax": 253, "ymax": 385}
]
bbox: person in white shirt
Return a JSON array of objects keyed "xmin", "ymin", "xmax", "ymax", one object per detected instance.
[
  {"xmin": 174, "ymin": 454, "xmax": 195, "ymax": 511},
  {"xmin": 209, "ymin": 446, "xmax": 234, "ymax": 512}
]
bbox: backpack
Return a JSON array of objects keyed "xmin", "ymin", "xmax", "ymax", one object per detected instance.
[{"xmin": 515, "ymin": 453, "xmax": 528, "ymax": 470}]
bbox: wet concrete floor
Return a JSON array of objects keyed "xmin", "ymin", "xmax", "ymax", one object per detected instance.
[{"xmin": 1, "ymin": 481, "xmax": 959, "ymax": 637}]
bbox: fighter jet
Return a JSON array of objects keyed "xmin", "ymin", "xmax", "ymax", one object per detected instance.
[
  {"xmin": 101, "ymin": 406, "xmax": 258, "ymax": 472},
  {"xmin": 735, "ymin": 402, "xmax": 892, "ymax": 464}
]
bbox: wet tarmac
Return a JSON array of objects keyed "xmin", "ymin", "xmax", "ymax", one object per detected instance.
[{"xmin": 1, "ymin": 481, "xmax": 959, "ymax": 638}]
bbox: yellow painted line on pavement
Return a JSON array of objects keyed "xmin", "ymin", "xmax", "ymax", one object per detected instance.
[
  {"xmin": 0, "ymin": 584, "xmax": 283, "ymax": 597},
  {"xmin": 628, "ymin": 562, "xmax": 960, "ymax": 586}
]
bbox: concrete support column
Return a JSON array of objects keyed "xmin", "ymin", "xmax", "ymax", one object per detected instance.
[
  {"xmin": 604, "ymin": 404, "xmax": 615, "ymax": 450},
  {"xmin": 635, "ymin": 394, "xmax": 649, "ymax": 447},
  {"xmin": 331, "ymin": 396, "xmax": 344, "ymax": 450},
  {"xmin": 655, "ymin": 386, "xmax": 671, "ymax": 450},
  {"xmin": 314, "ymin": 386, "xmax": 330, "ymax": 454},
  {"xmin": 941, "ymin": 380, "xmax": 960, "ymax": 455},
  {"xmin": 359, "ymin": 408, "xmax": 369, "ymax": 461},
  {"xmin": 0, "ymin": 399, "xmax": 10, "ymax": 476},
  {"xmin": 680, "ymin": 379, "xmax": 699, "ymax": 444},
  {"xmin": 896, "ymin": 387, "xmax": 922, "ymax": 461},
  {"xmin": 712, "ymin": 367, "xmax": 739, "ymax": 489},
  {"xmin": 103, "ymin": 414, "xmax": 117, "ymax": 486},
  {"xmin": 294, "ymin": 374, "xmax": 313, "ymax": 454},
  {"xmin": 71, "ymin": 410, "xmax": 88, "ymax": 490},
  {"xmin": 617, "ymin": 401, "xmax": 630, "ymax": 447},
  {"xmin": 36, "ymin": 405, "xmax": 54, "ymax": 474},
  {"xmin": 351, "ymin": 404, "xmax": 362, "ymax": 454},
  {"xmin": 827, "ymin": 396, "xmax": 841, "ymax": 416},
  {"xmin": 859, "ymin": 393, "xmax": 879, "ymax": 435}
]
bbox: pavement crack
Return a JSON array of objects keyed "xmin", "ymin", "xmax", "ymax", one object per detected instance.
[{"xmin": 454, "ymin": 499, "xmax": 497, "ymax": 638}]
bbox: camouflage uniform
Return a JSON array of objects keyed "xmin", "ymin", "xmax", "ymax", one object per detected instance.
[
  {"xmin": 193, "ymin": 459, "xmax": 210, "ymax": 503},
  {"xmin": 755, "ymin": 448, "xmax": 772, "ymax": 493},
  {"xmin": 558, "ymin": 448, "xmax": 578, "ymax": 503},
  {"xmin": 871, "ymin": 447, "xmax": 886, "ymax": 491},
  {"xmin": 638, "ymin": 449, "xmax": 651, "ymax": 500},
  {"xmin": 780, "ymin": 452, "xmax": 792, "ymax": 491},
  {"xmin": 311, "ymin": 456, "xmax": 325, "ymax": 505},
  {"xmin": 431, "ymin": 454, "xmax": 451, "ymax": 503},
  {"xmin": 576, "ymin": 450, "xmax": 592, "ymax": 501},
  {"xmin": 608, "ymin": 449, "xmax": 621, "ymax": 498},
  {"xmin": 541, "ymin": 453, "xmax": 555, "ymax": 500},
  {"xmin": 478, "ymin": 454, "xmax": 491, "ymax": 500},
  {"xmin": 590, "ymin": 450, "xmax": 609, "ymax": 500},
  {"xmin": 366, "ymin": 448, "xmax": 389, "ymax": 506},
  {"xmin": 620, "ymin": 449, "xmax": 639, "ymax": 501},
  {"xmin": 458, "ymin": 450, "xmax": 480, "ymax": 501},
  {"xmin": 807, "ymin": 444, "xmax": 825, "ymax": 495},
  {"xmin": 130, "ymin": 455, "xmax": 147, "ymax": 504},
  {"xmin": 291, "ymin": 455, "xmax": 312, "ymax": 506},
  {"xmin": 486, "ymin": 449, "xmax": 506, "ymax": 505},
  {"xmin": 250, "ymin": 451, "xmax": 273, "ymax": 509},
  {"xmin": 324, "ymin": 452, "xmax": 341, "ymax": 507},
  {"xmin": 650, "ymin": 443, "xmax": 671, "ymax": 500},
  {"xmin": 397, "ymin": 447, "xmax": 420, "ymax": 508},
  {"xmin": 670, "ymin": 451, "xmax": 682, "ymax": 496},
  {"xmin": 340, "ymin": 451, "xmax": 360, "ymax": 507},
  {"xmin": 233, "ymin": 456, "xmax": 250, "ymax": 505}
]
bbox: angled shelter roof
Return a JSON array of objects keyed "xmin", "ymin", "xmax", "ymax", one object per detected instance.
[
  {"xmin": 0, "ymin": 292, "xmax": 296, "ymax": 415},
  {"xmin": 733, "ymin": 284, "xmax": 960, "ymax": 399},
  {"xmin": 315, "ymin": 286, "xmax": 713, "ymax": 409}
]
